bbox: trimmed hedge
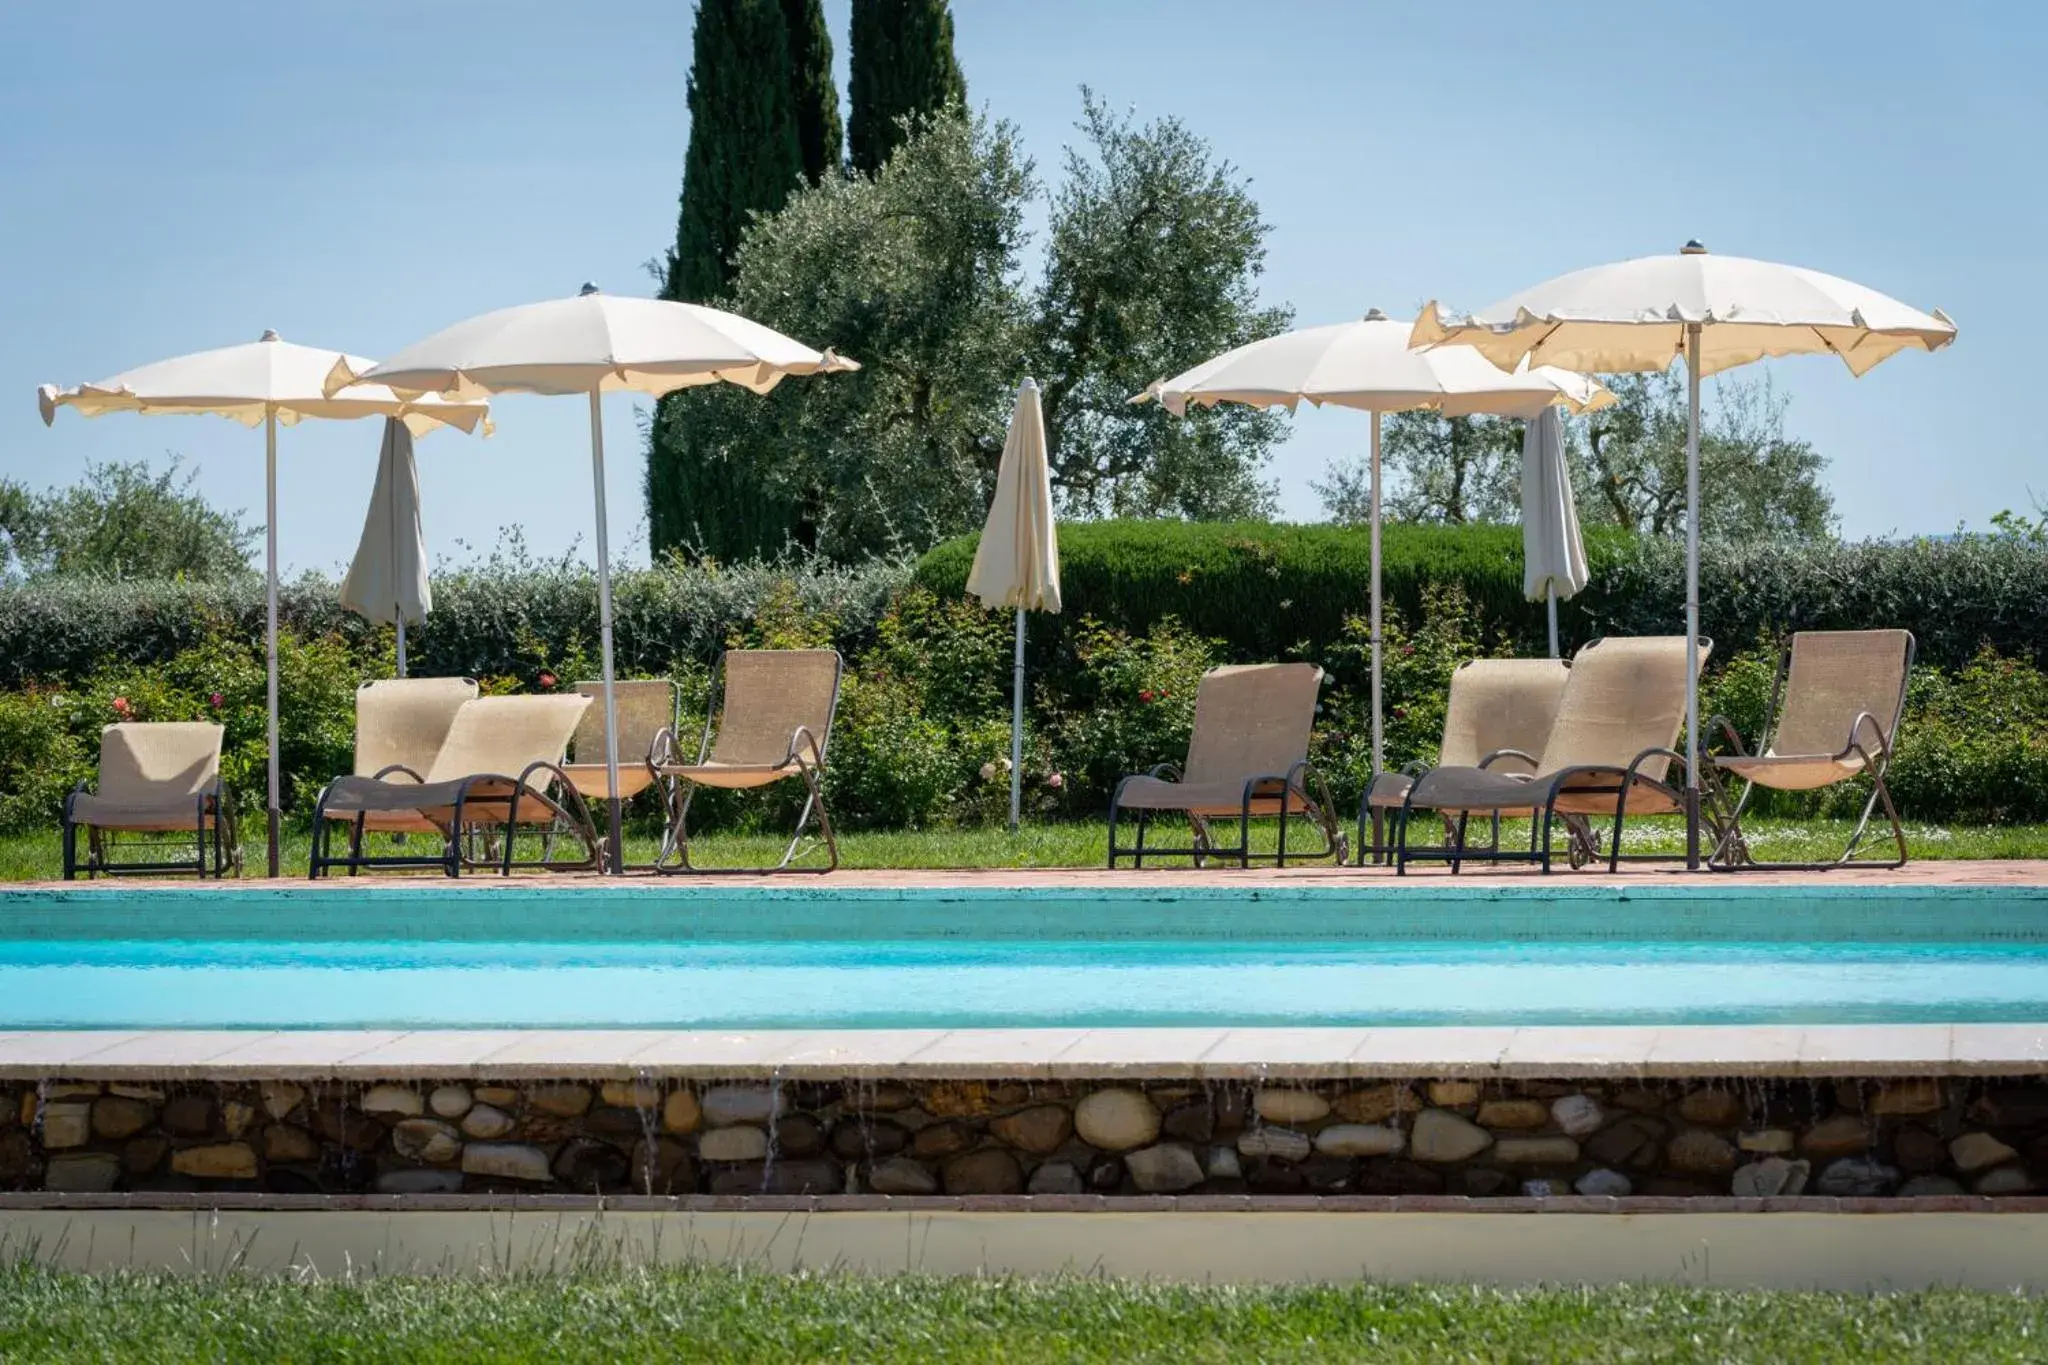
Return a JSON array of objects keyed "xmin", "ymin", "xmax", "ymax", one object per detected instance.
[
  {"xmin": 0, "ymin": 558, "xmax": 910, "ymax": 688},
  {"xmin": 915, "ymin": 521, "xmax": 2048, "ymax": 670}
]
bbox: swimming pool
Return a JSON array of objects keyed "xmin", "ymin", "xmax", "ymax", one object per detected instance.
[{"xmin": 6, "ymin": 884, "xmax": 2048, "ymax": 1031}]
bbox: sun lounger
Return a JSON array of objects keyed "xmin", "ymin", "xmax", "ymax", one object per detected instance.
[
  {"xmin": 343, "ymin": 677, "xmax": 479, "ymax": 835},
  {"xmin": 648, "ymin": 649, "xmax": 842, "ymax": 873},
  {"xmin": 563, "ymin": 679, "xmax": 676, "ymax": 805},
  {"xmin": 309, "ymin": 694, "xmax": 599, "ymax": 877},
  {"xmin": 1394, "ymin": 636, "xmax": 1711, "ymax": 873},
  {"xmin": 1108, "ymin": 662, "xmax": 1343, "ymax": 868},
  {"xmin": 1707, "ymin": 629, "xmax": 1914, "ymax": 870},
  {"xmin": 63, "ymin": 722, "xmax": 235, "ymax": 879},
  {"xmin": 1358, "ymin": 657, "xmax": 1570, "ymax": 865}
]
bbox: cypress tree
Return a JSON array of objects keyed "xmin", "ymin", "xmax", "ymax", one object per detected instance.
[
  {"xmin": 782, "ymin": 0, "xmax": 843, "ymax": 184},
  {"xmin": 847, "ymin": 0, "xmax": 967, "ymax": 175},
  {"xmin": 652, "ymin": 0, "xmax": 816, "ymax": 558},
  {"xmin": 662, "ymin": 0, "xmax": 804, "ymax": 304}
]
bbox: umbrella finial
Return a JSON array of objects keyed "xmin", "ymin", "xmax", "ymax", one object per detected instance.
[
  {"xmin": 1680, "ymin": 240, "xmax": 1708, "ymax": 255},
  {"xmin": 260, "ymin": 329, "xmax": 281, "ymax": 341},
  {"xmin": 1362, "ymin": 307, "xmax": 1388, "ymax": 321},
  {"xmin": 578, "ymin": 282, "xmax": 601, "ymax": 296}
]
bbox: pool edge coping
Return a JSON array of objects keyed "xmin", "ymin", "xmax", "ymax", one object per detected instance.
[{"xmin": 6, "ymin": 1023, "xmax": 2048, "ymax": 1081}]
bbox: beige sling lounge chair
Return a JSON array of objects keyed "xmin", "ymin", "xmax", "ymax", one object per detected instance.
[
  {"xmin": 64, "ymin": 722, "xmax": 235, "ymax": 879},
  {"xmin": 309, "ymin": 694, "xmax": 599, "ymax": 877},
  {"xmin": 1395, "ymin": 636, "xmax": 1712, "ymax": 873},
  {"xmin": 563, "ymin": 679, "xmax": 675, "ymax": 804},
  {"xmin": 343, "ymin": 677, "xmax": 479, "ymax": 835},
  {"xmin": 1358, "ymin": 657, "xmax": 1570, "ymax": 865},
  {"xmin": 1108, "ymin": 662, "xmax": 1344, "ymax": 868},
  {"xmin": 1706, "ymin": 629, "xmax": 1914, "ymax": 870},
  {"xmin": 648, "ymin": 649, "xmax": 842, "ymax": 873}
]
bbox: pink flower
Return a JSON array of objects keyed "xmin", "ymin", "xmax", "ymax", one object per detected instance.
[
  {"xmin": 538, "ymin": 671, "xmax": 557, "ymax": 689},
  {"xmin": 208, "ymin": 692, "xmax": 224, "ymax": 709},
  {"xmin": 1392, "ymin": 706, "xmax": 1408, "ymax": 720},
  {"xmin": 1400, "ymin": 645, "xmax": 1415, "ymax": 657},
  {"xmin": 1047, "ymin": 772, "xmax": 1065, "ymax": 790},
  {"xmin": 1138, "ymin": 689, "xmax": 1155, "ymax": 704},
  {"xmin": 111, "ymin": 696, "xmax": 131, "ymax": 716}
]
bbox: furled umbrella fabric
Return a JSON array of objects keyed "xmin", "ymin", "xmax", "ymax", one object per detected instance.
[
  {"xmin": 327, "ymin": 285, "xmax": 857, "ymax": 871},
  {"xmin": 39, "ymin": 331, "xmax": 489, "ymax": 876},
  {"xmin": 340, "ymin": 418, "xmax": 434, "ymax": 675},
  {"xmin": 966, "ymin": 378, "xmax": 1061, "ymax": 830},
  {"xmin": 1520, "ymin": 406, "xmax": 1587, "ymax": 657},
  {"xmin": 1138, "ymin": 311, "xmax": 1611, "ymax": 777},
  {"xmin": 1411, "ymin": 241, "xmax": 1956, "ymax": 864}
]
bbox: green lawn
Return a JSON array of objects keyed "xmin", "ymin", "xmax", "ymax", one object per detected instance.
[
  {"xmin": 1, "ymin": 1263, "xmax": 2044, "ymax": 1363},
  {"xmin": 5, "ymin": 815, "xmax": 2046, "ymax": 881}
]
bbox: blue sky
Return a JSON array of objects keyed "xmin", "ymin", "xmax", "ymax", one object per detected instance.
[{"xmin": 3, "ymin": 0, "xmax": 2039, "ymax": 574}]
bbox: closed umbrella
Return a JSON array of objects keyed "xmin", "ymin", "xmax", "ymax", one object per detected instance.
[
  {"xmin": 966, "ymin": 378, "xmax": 1061, "ymax": 830},
  {"xmin": 328, "ymin": 285, "xmax": 857, "ymax": 871},
  {"xmin": 1412, "ymin": 241, "xmax": 1956, "ymax": 865},
  {"xmin": 39, "ymin": 331, "xmax": 489, "ymax": 875},
  {"xmin": 1138, "ymin": 310, "xmax": 1611, "ymax": 776},
  {"xmin": 340, "ymin": 417, "xmax": 434, "ymax": 676},
  {"xmin": 1520, "ymin": 406, "xmax": 1587, "ymax": 657}
]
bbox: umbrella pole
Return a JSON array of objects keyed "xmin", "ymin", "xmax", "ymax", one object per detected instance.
[
  {"xmin": 588, "ymin": 387, "xmax": 625, "ymax": 874},
  {"xmin": 395, "ymin": 619, "xmax": 407, "ymax": 678},
  {"xmin": 1683, "ymin": 322, "xmax": 1703, "ymax": 870},
  {"xmin": 1010, "ymin": 606, "xmax": 1025, "ymax": 831},
  {"xmin": 264, "ymin": 405, "xmax": 281, "ymax": 878},
  {"xmin": 1369, "ymin": 410, "xmax": 1383, "ymax": 777},
  {"xmin": 1547, "ymin": 587, "xmax": 1559, "ymax": 659}
]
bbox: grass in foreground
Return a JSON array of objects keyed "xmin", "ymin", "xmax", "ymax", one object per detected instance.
[
  {"xmin": 3, "ymin": 816, "xmax": 2044, "ymax": 882},
  {"xmin": 2, "ymin": 1263, "xmax": 2046, "ymax": 1363}
]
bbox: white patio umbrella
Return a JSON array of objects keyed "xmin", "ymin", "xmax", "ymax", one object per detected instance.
[
  {"xmin": 966, "ymin": 378, "xmax": 1061, "ymax": 831},
  {"xmin": 327, "ymin": 285, "xmax": 857, "ymax": 871},
  {"xmin": 39, "ymin": 331, "xmax": 490, "ymax": 876},
  {"xmin": 1412, "ymin": 241, "xmax": 1956, "ymax": 865},
  {"xmin": 1137, "ymin": 310, "xmax": 1611, "ymax": 775},
  {"xmin": 1520, "ymin": 406, "xmax": 1587, "ymax": 658},
  {"xmin": 340, "ymin": 417, "xmax": 433, "ymax": 676}
]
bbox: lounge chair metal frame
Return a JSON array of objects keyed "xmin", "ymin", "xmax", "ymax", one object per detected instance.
[
  {"xmin": 1109, "ymin": 759, "xmax": 1345, "ymax": 869},
  {"xmin": 1393, "ymin": 747, "xmax": 1700, "ymax": 874},
  {"xmin": 308, "ymin": 762, "xmax": 603, "ymax": 879},
  {"xmin": 63, "ymin": 783, "xmax": 237, "ymax": 880},
  {"xmin": 649, "ymin": 650, "xmax": 843, "ymax": 875},
  {"xmin": 1362, "ymin": 752, "xmax": 1601, "ymax": 870},
  {"xmin": 1703, "ymin": 631, "xmax": 1915, "ymax": 872}
]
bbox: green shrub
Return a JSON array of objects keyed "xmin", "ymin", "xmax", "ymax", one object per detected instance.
[
  {"xmin": 0, "ymin": 689, "xmax": 89, "ymax": 832},
  {"xmin": 1042, "ymin": 616, "xmax": 1221, "ymax": 812}
]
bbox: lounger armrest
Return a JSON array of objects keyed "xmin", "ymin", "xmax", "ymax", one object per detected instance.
[
  {"xmin": 1702, "ymin": 714, "xmax": 1751, "ymax": 758},
  {"xmin": 1478, "ymin": 747, "xmax": 1540, "ymax": 772},
  {"xmin": 785, "ymin": 724, "xmax": 827, "ymax": 771},
  {"xmin": 369, "ymin": 763, "xmax": 426, "ymax": 784},
  {"xmin": 1841, "ymin": 711, "xmax": 1891, "ymax": 762},
  {"xmin": 1145, "ymin": 762, "xmax": 1183, "ymax": 782}
]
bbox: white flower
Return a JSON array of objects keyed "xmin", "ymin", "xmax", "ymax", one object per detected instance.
[{"xmin": 979, "ymin": 762, "xmax": 998, "ymax": 782}]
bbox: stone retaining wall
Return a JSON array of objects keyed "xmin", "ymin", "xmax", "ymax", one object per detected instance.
[{"xmin": 6, "ymin": 1076, "xmax": 2045, "ymax": 1201}]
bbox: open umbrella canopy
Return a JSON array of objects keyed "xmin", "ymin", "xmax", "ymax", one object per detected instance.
[
  {"xmin": 326, "ymin": 286, "xmax": 858, "ymax": 872},
  {"xmin": 1410, "ymin": 248, "xmax": 1957, "ymax": 378},
  {"xmin": 1138, "ymin": 311, "xmax": 1612, "ymax": 418},
  {"xmin": 324, "ymin": 288, "xmax": 857, "ymax": 401},
  {"xmin": 40, "ymin": 331, "xmax": 490, "ymax": 434}
]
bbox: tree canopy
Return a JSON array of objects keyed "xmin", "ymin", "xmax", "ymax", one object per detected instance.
[
  {"xmin": 0, "ymin": 456, "xmax": 257, "ymax": 583},
  {"xmin": 782, "ymin": 0, "xmax": 842, "ymax": 185},
  {"xmin": 646, "ymin": 97, "xmax": 1293, "ymax": 561},
  {"xmin": 847, "ymin": 0, "xmax": 967, "ymax": 175},
  {"xmin": 1315, "ymin": 369, "xmax": 1835, "ymax": 539}
]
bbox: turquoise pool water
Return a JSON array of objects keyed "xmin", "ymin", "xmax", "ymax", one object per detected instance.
[{"xmin": 5, "ymin": 885, "xmax": 2048, "ymax": 1030}]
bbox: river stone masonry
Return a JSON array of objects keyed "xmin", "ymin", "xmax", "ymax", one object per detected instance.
[{"xmin": 4, "ymin": 1076, "xmax": 2046, "ymax": 1200}]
